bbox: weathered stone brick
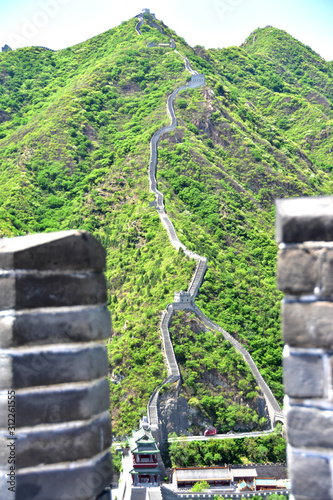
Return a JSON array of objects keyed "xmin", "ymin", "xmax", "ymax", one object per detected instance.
[
  {"xmin": 0, "ymin": 354, "xmax": 12, "ymax": 389},
  {"xmin": 0, "ymin": 274, "xmax": 15, "ymax": 311},
  {"xmin": 0, "ymin": 450, "xmax": 113, "ymax": 500},
  {"xmin": 276, "ymin": 196, "xmax": 333, "ymax": 243},
  {"xmin": 0, "ymin": 412, "xmax": 111, "ymax": 468},
  {"xmin": 0, "ymin": 230, "xmax": 106, "ymax": 271},
  {"xmin": 0, "ymin": 272, "xmax": 107, "ymax": 310},
  {"xmin": 0, "ymin": 344, "xmax": 108, "ymax": 389},
  {"xmin": 0, "ymin": 306, "xmax": 111, "ymax": 348},
  {"xmin": 287, "ymin": 405, "xmax": 333, "ymax": 449},
  {"xmin": 289, "ymin": 450, "xmax": 333, "ymax": 499},
  {"xmin": 277, "ymin": 247, "xmax": 318, "ymax": 294},
  {"xmin": 320, "ymin": 249, "xmax": 333, "ymax": 297},
  {"xmin": 282, "ymin": 301, "xmax": 333, "ymax": 348},
  {"xmin": 0, "ymin": 378, "xmax": 110, "ymax": 428},
  {"xmin": 283, "ymin": 350, "xmax": 325, "ymax": 398}
]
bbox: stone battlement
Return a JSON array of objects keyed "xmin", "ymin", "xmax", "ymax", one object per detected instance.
[
  {"xmin": 0, "ymin": 230, "xmax": 112, "ymax": 500},
  {"xmin": 276, "ymin": 196, "xmax": 333, "ymax": 500},
  {"xmin": 174, "ymin": 291, "xmax": 192, "ymax": 303},
  {"xmin": 141, "ymin": 8, "xmax": 155, "ymax": 17}
]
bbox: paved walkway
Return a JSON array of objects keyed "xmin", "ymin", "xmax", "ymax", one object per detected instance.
[{"xmin": 137, "ymin": 12, "xmax": 283, "ymax": 443}]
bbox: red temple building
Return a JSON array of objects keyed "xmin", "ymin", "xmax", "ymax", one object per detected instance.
[{"xmin": 129, "ymin": 426, "xmax": 162, "ymax": 486}]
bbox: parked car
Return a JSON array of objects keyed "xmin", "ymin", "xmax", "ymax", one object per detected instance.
[{"xmin": 204, "ymin": 427, "xmax": 217, "ymax": 437}]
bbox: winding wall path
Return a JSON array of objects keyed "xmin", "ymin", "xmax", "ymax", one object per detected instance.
[
  {"xmin": 135, "ymin": 21, "xmax": 283, "ymax": 434},
  {"xmin": 135, "ymin": 15, "xmax": 143, "ymax": 35}
]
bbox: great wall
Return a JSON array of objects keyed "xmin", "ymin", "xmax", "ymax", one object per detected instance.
[{"xmin": 135, "ymin": 11, "xmax": 284, "ymax": 440}]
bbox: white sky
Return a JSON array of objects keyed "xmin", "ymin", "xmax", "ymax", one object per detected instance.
[{"xmin": 0, "ymin": 0, "xmax": 332, "ymax": 60}]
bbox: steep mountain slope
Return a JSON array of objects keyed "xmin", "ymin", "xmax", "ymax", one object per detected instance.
[
  {"xmin": 0, "ymin": 16, "xmax": 332, "ymax": 435},
  {"xmin": 156, "ymin": 26, "xmax": 333, "ymax": 407},
  {"xmin": 242, "ymin": 27, "xmax": 333, "ymax": 173},
  {"xmin": 0, "ymin": 17, "xmax": 198, "ymax": 433}
]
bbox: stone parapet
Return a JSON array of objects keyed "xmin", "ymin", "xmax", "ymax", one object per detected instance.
[
  {"xmin": 1, "ymin": 450, "xmax": 112, "ymax": 500},
  {"xmin": 276, "ymin": 197, "xmax": 333, "ymax": 500},
  {"xmin": 0, "ymin": 230, "xmax": 112, "ymax": 500}
]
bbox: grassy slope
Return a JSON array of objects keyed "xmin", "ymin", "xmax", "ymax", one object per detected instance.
[
  {"xmin": 157, "ymin": 27, "xmax": 333, "ymax": 405},
  {"xmin": 168, "ymin": 311, "xmax": 268, "ymax": 433},
  {"xmin": 0, "ymin": 17, "xmax": 198, "ymax": 434},
  {"xmin": 0, "ymin": 19, "xmax": 332, "ymax": 435}
]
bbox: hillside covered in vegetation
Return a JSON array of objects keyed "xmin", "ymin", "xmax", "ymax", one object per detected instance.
[{"xmin": 0, "ymin": 14, "xmax": 332, "ymax": 435}]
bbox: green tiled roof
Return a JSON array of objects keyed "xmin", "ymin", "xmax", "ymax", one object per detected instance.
[
  {"xmin": 130, "ymin": 468, "xmax": 162, "ymax": 475},
  {"xmin": 129, "ymin": 427, "xmax": 159, "ymax": 454}
]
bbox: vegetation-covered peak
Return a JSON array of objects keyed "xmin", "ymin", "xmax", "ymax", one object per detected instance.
[
  {"xmin": 1, "ymin": 13, "xmax": 333, "ymax": 436},
  {"xmin": 243, "ymin": 26, "xmax": 325, "ymax": 62}
]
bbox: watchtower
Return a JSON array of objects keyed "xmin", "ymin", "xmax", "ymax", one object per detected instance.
[{"xmin": 1, "ymin": 45, "xmax": 12, "ymax": 53}]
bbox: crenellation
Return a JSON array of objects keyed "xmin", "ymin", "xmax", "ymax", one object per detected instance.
[
  {"xmin": 0, "ymin": 230, "xmax": 112, "ymax": 500},
  {"xmin": 277, "ymin": 195, "xmax": 333, "ymax": 500},
  {"xmin": 174, "ymin": 290, "xmax": 192, "ymax": 303}
]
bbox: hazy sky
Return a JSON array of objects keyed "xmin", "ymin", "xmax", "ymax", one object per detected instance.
[{"xmin": 0, "ymin": 0, "xmax": 332, "ymax": 60}]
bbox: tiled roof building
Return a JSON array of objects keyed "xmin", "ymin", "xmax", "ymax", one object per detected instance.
[
  {"xmin": 173, "ymin": 467, "xmax": 232, "ymax": 488},
  {"xmin": 129, "ymin": 427, "xmax": 162, "ymax": 486}
]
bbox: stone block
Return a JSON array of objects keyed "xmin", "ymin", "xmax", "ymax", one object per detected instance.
[
  {"xmin": 287, "ymin": 405, "xmax": 333, "ymax": 449},
  {"xmin": 0, "ymin": 411, "xmax": 111, "ymax": 468},
  {"xmin": 0, "ymin": 344, "xmax": 108, "ymax": 389},
  {"xmin": 0, "ymin": 306, "xmax": 111, "ymax": 348},
  {"xmin": 0, "ymin": 378, "xmax": 110, "ymax": 428},
  {"xmin": 277, "ymin": 247, "xmax": 318, "ymax": 294},
  {"xmin": 0, "ymin": 355, "xmax": 12, "ymax": 390},
  {"xmin": 0, "ymin": 274, "xmax": 15, "ymax": 311},
  {"xmin": 321, "ymin": 250, "xmax": 333, "ymax": 296},
  {"xmin": 0, "ymin": 450, "xmax": 112, "ymax": 500},
  {"xmin": 283, "ymin": 350, "xmax": 325, "ymax": 398},
  {"xmin": 0, "ymin": 272, "xmax": 107, "ymax": 310},
  {"xmin": 276, "ymin": 196, "xmax": 333, "ymax": 243},
  {"xmin": 0, "ymin": 230, "xmax": 105, "ymax": 271},
  {"xmin": 282, "ymin": 301, "xmax": 333, "ymax": 348},
  {"xmin": 288, "ymin": 450, "xmax": 333, "ymax": 499}
]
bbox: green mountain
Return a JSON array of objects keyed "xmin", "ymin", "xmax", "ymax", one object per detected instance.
[{"xmin": 0, "ymin": 15, "xmax": 332, "ymax": 435}]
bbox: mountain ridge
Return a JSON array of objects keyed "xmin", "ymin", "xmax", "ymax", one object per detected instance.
[{"xmin": 0, "ymin": 14, "xmax": 332, "ymax": 434}]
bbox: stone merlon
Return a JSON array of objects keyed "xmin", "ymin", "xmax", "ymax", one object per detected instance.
[{"xmin": 0, "ymin": 230, "xmax": 112, "ymax": 500}]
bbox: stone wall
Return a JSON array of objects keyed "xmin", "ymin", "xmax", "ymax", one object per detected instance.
[
  {"xmin": 189, "ymin": 74, "xmax": 205, "ymax": 87},
  {"xmin": 0, "ymin": 230, "xmax": 112, "ymax": 500},
  {"xmin": 276, "ymin": 196, "xmax": 333, "ymax": 500}
]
